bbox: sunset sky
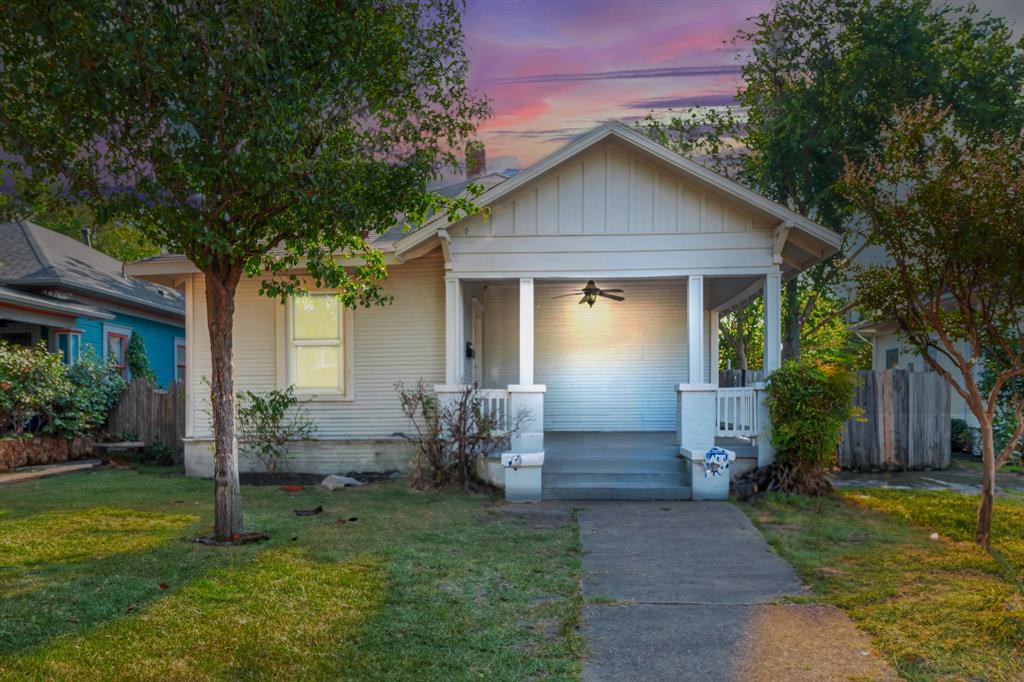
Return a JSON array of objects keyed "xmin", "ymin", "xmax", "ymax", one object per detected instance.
[{"xmin": 463, "ymin": 0, "xmax": 1024, "ymax": 172}]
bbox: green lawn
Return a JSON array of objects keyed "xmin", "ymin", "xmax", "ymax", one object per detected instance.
[
  {"xmin": 741, "ymin": 489, "xmax": 1024, "ymax": 681},
  {"xmin": 0, "ymin": 468, "xmax": 582, "ymax": 681}
]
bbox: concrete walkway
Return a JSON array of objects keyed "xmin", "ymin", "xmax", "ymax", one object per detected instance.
[
  {"xmin": 578, "ymin": 502, "xmax": 896, "ymax": 681},
  {"xmin": 0, "ymin": 459, "xmax": 102, "ymax": 485}
]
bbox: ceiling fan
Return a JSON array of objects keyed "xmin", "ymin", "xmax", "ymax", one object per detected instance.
[{"xmin": 553, "ymin": 280, "xmax": 625, "ymax": 307}]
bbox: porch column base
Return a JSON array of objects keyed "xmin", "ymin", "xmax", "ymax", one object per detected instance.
[
  {"xmin": 676, "ymin": 384, "xmax": 723, "ymax": 499},
  {"xmin": 506, "ymin": 384, "xmax": 545, "ymax": 502},
  {"xmin": 753, "ymin": 383, "xmax": 775, "ymax": 467}
]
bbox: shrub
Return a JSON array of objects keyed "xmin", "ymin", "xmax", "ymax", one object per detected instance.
[
  {"xmin": 0, "ymin": 341, "xmax": 71, "ymax": 436},
  {"xmin": 126, "ymin": 332, "xmax": 155, "ymax": 381},
  {"xmin": 951, "ymin": 418, "xmax": 975, "ymax": 454},
  {"xmin": 395, "ymin": 381, "xmax": 527, "ymax": 490},
  {"xmin": 48, "ymin": 348, "xmax": 126, "ymax": 437},
  {"xmin": 236, "ymin": 386, "xmax": 315, "ymax": 473},
  {"xmin": 0, "ymin": 342, "xmax": 125, "ymax": 438},
  {"xmin": 763, "ymin": 360, "xmax": 860, "ymax": 494}
]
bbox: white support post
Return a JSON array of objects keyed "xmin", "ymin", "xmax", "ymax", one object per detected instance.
[
  {"xmin": 518, "ymin": 277, "xmax": 534, "ymax": 386},
  {"xmin": 505, "ymin": 277, "xmax": 544, "ymax": 502},
  {"xmin": 708, "ymin": 309, "xmax": 720, "ymax": 387},
  {"xmin": 687, "ymin": 275, "xmax": 705, "ymax": 384},
  {"xmin": 763, "ymin": 272, "xmax": 782, "ymax": 373},
  {"xmin": 444, "ymin": 276, "xmax": 463, "ymax": 385}
]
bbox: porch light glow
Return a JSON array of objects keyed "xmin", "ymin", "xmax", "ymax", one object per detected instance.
[{"xmin": 585, "ymin": 291, "xmax": 598, "ymax": 307}]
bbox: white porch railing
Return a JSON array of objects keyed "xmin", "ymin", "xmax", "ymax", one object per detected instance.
[
  {"xmin": 475, "ymin": 388, "xmax": 511, "ymax": 433},
  {"xmin": 716, "ymin": 387, "xmax": 758, "ymax": 438}
]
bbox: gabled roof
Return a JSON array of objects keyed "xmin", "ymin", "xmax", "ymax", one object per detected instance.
[
  {"xmin": 393, "ymin": 121, "xmax": 841, "ymax": 260},
  {"xmin": 0, "ymin": 221, "xmax": 184, "ymax": 318}
]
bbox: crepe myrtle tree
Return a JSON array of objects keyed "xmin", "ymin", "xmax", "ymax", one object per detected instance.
[
  {"xmin": 842, "ymin": 101, "xmax": 1024, "ymax": 548},
  {"xmin": 0, "ymin": 2, "xmax": 488, "ymax": 541}
]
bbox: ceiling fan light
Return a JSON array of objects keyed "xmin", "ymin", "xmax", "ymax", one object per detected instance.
[{"xmin": 585, "ymin": 291, "xmax": 598, "ymax": 307}]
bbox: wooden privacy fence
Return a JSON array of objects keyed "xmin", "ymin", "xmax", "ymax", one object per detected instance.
[
  {"xmin": 719, "ymin": 369, "xmax": 765, "ymax": 387},
  {"xmin": 107, "ymin": 379, "xmax": 186, "ymax": 459},
  {"xmin": 840, "ymin": 369, "xmax": 950, "ymax": 471}
]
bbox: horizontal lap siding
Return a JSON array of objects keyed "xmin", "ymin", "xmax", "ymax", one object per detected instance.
[{"xmin": 190, "ymin": 252, "xmax": 445, "ymax": 438}]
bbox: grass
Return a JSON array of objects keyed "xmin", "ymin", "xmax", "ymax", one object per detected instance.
[
  {"xmin": 0, "ymin": 468, "xmax": 582, "ymax": 681},
  {"xmin": 740, "ymin": 489, "xmax": 1024, "ymax": 681}
]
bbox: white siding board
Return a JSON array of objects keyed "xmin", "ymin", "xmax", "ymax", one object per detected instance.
[
  {"xmin": 190, "ymin": 251, "xmax": 446, "ymax": 439},
  {"xmin": 491, "ymin": 201, "xmax": 515, "ymax": 235},
  {"xmin": 558, "ymin": 161, "xmax": 584, "ymax": 234},
  {"xmin": 607, "ymin": 146, "xmax": 631, "ymax": 231},
  {"xmin": 582, "ymin": 147, "xmax": 607, "ymax": 233},
  {"xmin": 678, "ymin": 186, "xmax": 701, "ymax": 232},
  {"xmin": 515, "ymin": 188, "xmax": 538, "ymax": 235},
  {"xmin": 536, "ymin": 177, "xmax": 559, "ymax": 235},
  {"xmin": 630, "ymin": 161, "xmax": 655, "ymax": 233},
  {"xmin": 656, "ymin": 174, "xmax": 677, "ymax": 231}
]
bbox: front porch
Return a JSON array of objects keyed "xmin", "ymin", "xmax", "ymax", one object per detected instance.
[{"xmin": 436, "ymin": 273, "xmax": 782, "ymax": 501}]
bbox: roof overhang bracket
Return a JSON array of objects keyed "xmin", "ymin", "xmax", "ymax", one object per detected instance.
[
  {"xmin": 437, "ymin": 228, "xmax": 453, "ymax": 269},
  {"xmin": 773, "ymin": 221, "xmax": 793, "ymax": 266}
]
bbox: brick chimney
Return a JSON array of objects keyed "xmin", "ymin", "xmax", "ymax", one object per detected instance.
[{"xmin": 466, "ymin": 140, "xmax": 486, "ymax": 179}]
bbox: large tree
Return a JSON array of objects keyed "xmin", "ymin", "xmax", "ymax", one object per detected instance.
[
  {"xmin": 0, "ymin": 1, "xmax": 487, "ymax": 540},
  {"xmin": 843, "ymin": 101, "xmax": 1024, "ymax": 547},
  {"xmin": 645, "ymin": 0, "xmax": 1024, "ymax": 361}
]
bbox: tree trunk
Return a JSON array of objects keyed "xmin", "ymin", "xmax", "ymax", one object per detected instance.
[
  {"xmin": 782, "ymin": 278, "xmax": 801, "ymax": 362},
  {"xmin": 976, "ymin": 424, "xmax": 997, "ymax": 547},
  {"xmin": 204, "ymin": 266, "xmax": 244, "ymax": 541}
]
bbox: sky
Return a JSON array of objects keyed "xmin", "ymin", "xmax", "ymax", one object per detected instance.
[{"xmin": 462, "ymin": 0, "xmax": 1024, "ymax": 173}]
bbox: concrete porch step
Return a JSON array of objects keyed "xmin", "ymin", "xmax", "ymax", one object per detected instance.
[
  {"xmin": 544, "ymin": 471, "xmax": 685, "ymax": 485},
  {"xmin": 543, "ymin": 482, "xmax": 693, "ymax": 501},
  {"xmin": 543, "ymin": 458, "xmax": 683, "ymax": 473}
]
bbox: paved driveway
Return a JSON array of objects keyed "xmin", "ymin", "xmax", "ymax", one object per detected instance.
[{"xmin": 577, "ymin": 501, "xmax": 896, "ymax": 681}]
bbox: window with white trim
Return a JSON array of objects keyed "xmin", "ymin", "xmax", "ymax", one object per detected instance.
[
  {"xmin": 288, "ymin": 294, "xmax": 345, "ymax": 393},
  {"xmin": 174, "ymin": 337, "xmax": 187, "ymax": 383},
  {"xmin": 103, "ymin": 324, "xmax": 132, "ymax": 380},
  {"xmin": 53, "ymin": 329, "xmax": 83, "ymax": 365}
]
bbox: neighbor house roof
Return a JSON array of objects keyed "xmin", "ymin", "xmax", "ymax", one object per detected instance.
[
  {"xmin": 393, "ymin": 121, "xmax": 842, "ymax": 261},
  {"xmin": 0, "ymin": 284, "xmax": 114, "ymax": 321},
  {"xmin": 0, "ymin": 220, "xmax": 185, "ymax": 318}
]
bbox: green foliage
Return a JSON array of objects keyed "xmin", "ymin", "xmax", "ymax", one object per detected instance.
[
  {"xmin": 0, "ymin": 1, "xmax": 489, "ymax": 305},
  {"xmin": 981, "ymin": 348, "xmax": 1024, "ymax": 463},
  {"xmin": 0, "ymin": 341, "xmax": 71, "ymax": 436},
  {"xmin": 136, "ymin": 441, "xmax": 174, "ymax": 466},
  {"xmin": 844, "ymin": 102, "xmax": 1024, "ymax": 469},
  {"xmin": 950, "ymin": 419, "xmax": 975, "ymax": 454},
  {"xmin": 765, "ymin": 361, "xmax": 860, "ymax": 476},
  {"xmin": 642, "ymin": 0, "xmax": 1024, "ymax": 361},
  {"xmin": 125, "ymin": 333, "xmax": 154, "ymax": 383},
  {"xmin": 236, "ymin": 386, "xmax": 315, "ymax": 474},
  {"xmin": 0, "ymin": 343, "xmax": 124, "ymax": 438}
]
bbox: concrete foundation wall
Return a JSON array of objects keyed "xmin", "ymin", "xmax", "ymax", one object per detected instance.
[{"xmin": 183, "ymin": 438, "xmax": 414, "ymax": 478}]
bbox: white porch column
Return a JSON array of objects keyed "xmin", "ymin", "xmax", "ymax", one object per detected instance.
[
  {"xmin": 518, "ymin": 277, "xmax": 534, "ymax": 385},
  {"xmin": 708, "ymin": 309, "xmax": 720, "ymax": 387},
  {"xmin": 679, "ymin": 275, "xmax": 724, "ymax": 499},
  {"xmin": 444, "ymin": 275, "xmax": 464, "ymax": 385},
  {"xmin": 506, "ymin": 277, "xmax": 544, "ymax": 502},
  {"xmin": 763, "ymin": 271, "xmax": 782, "ymax": 373},
  {"xmin": 687, "ymin": 275, "xmax": 705, "ymax": 384}
]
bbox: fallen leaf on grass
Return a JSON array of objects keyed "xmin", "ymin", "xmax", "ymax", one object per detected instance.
[
  {"xmin": 159, "ymin": 583, "xmax": 169, "ymax": 590},
  {"xmin": 334, "ymin": 517, "xmax": 359, "ymax": 525},
  {"xmin": 281, "ymin": 485, "xmax": 305, "ymax": 492}
]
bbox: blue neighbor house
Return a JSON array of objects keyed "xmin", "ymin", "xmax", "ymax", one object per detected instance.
[{"xmin": 0, "ymin": 220, "xmax": 185, "ymax": 386}]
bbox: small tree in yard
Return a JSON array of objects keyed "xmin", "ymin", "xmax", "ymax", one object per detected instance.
[
  {"xmin": 236, "ymin": 387, "xmax": 315, "ymax": 475},
  {"xmin": 126, "ymin": 333, "xmax": 155, "ymax": 383},
  {"xmin": 0, "ymin": 3, "xmax": 487, "ymax": 541},
  {"xmin": 842, "ymin": 101, "xmax": 1024, "ymax": 547}
]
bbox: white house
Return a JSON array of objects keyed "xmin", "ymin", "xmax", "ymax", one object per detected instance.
[{"xmin": 128, "ymin": 121, "xmax": 840, "ymax": 501}]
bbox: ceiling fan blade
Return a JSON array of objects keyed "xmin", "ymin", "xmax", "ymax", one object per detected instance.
[
  {"xmin": 552, "ymin": 292, "xmax": 582, "ymax": 298},
  {"xmin": 578, "ymin": 296, "xmax": 587, "ymax": 305},
  {"xmin": 598, "ymin": 292, "xmax": 625, "ymax": 301},
  {"xmin": 600, "ymin": 288, "xmax": 624, "ymax": 293}
]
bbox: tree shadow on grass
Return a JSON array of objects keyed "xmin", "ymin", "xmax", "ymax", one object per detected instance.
[{"xmin": 1, "ymin": 548, "xmax": 387, "ymax": 680}]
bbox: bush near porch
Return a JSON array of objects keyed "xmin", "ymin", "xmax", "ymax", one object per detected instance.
[
  {"xmin": 0, "ymin": 469, "xmax": 582, "ymax": 680},
  {"xmin": 742, "ymin": 489, "xmax": 1024, "ymax": 680},
  {"xmin": 0, "ymin": 341, "xmax": 125, "ymax": 471}
]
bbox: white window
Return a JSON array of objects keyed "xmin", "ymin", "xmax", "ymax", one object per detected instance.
[
  {"xmin": 53, "ymin": 329, "xmax": 83, "ymax": 365},
  {"xmin": 288, "ymin": 294, "xmax": 348, "ymax": 396},
  {"xmin": 174, "ymin": 337, "xmax": 187, "ymax": 383}
]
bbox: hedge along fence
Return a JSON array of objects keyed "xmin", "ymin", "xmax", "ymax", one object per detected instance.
[
  {"xmin": 840, "ymin": 369, "xmax": 951, "ymax": 471},
  {"xmin": 107, "ymin": 379, "xmax": 186, "ymax": 461},
  {"xmin": 0, "ymin": 436, "xmax": 95, "ymax": 473}
]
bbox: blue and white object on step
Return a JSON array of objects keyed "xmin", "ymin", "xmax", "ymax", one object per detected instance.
[
  {"xmin": 680, "ymin": 446, "xmax": 735, "ymax": 500},
  {"xmin": 501, "ymin": 451, "xmax": 544, "ymax": 502}
]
